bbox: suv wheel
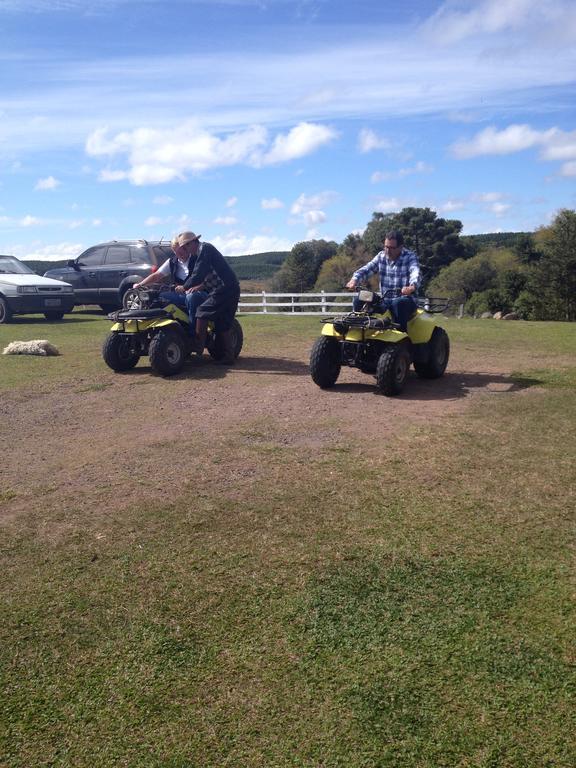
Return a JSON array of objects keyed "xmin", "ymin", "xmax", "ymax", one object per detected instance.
[
  {"xmin": 122, "ymin": 288, "xmax": 142, "ymax": 310},
  {"xmin": 0, "ymin": 297, "xmax": 13, "ymax": 324}
]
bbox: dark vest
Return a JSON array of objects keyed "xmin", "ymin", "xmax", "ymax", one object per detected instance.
[{"xmin": 168, "ymin": 255, "xmax": 195, "ymax": 285}]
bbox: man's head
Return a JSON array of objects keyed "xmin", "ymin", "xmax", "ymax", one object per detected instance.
[
  {"xmin": 171, "ymin": 236, "xmax": 188, "ymax": 262},
  {"xmin": 178, "ymin": 231, "xmax": 201, "ymax": 258},
  {"xmin": 383, "ymin": 230, "xmax": 404, "ymax": 260}
]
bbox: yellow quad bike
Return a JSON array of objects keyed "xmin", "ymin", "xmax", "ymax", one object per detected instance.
[
  {"xmin": 102, "ymin": 288, "xmax": 243, "ymax": 376},
  {"xmin": 310, "ymin": 289, "xmax": 450, "ymax": 396}
]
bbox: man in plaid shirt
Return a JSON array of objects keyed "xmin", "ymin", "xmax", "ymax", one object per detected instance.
[{"xmin": 346, "ymin": 230, "xmax": 420, "ymax": 331}]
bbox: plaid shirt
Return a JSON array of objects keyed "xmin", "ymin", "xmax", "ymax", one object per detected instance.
[{"xmin": 353, "ymin": 247, "xmax": 420, "ymax": 295}]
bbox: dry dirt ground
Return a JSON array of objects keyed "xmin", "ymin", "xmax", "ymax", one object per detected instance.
[{"xmin": 0, "ymin": 333, "xmax": 536, "ymax": 533}]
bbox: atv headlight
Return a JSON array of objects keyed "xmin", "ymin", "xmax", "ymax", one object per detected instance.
[
  {"xmin": 358, "ymin": 289, "xmax": 375, "ymax": 303},
  {"xmin": 17, "ymin": 286, "xmax": 38, "ymax": 294}
]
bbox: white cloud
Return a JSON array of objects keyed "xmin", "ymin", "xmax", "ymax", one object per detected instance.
[
  {"xmin": 290, "ymin": 191, "xmax": 337, "ymax": 230},
  {"xmin": 491, "ymin": 202, "xmax": 511, "ymax": 216},
  {"xmin": 371, "ymin": 161, "xmax": 433, "ymax": 182},
  {"xmin": 261, "ymin": 197, "xmax": 284, "ymax": 210},
  {"xmin": 451, "ymin": 125, "xmax": 576, "ymax": 178},
  {"xmin": 438, "ymin": 200, "xmax": 466, "ymax": 213},
  {"xmin": 451, "ymin": 124, "xmax": 554, "ymax": 158},
  {"xmin": 210, "ymin": 232, "xmax": 293, "ymax": 257},
  {"xmin": 86, "ymin": 121, "xmax": 336, "ymax": 184},
  {"xmin": 226, "ymin": 196, "xmax": 238, "ymax": 207},
  {"xmin": 214, "ymin": 216, "xmax": 238, "ymax": 226},
  {"xmin": 261, "ymin": 122, "xmax": 337, "ymax": 165},
  {"xmin": 34, "ymin": 175, "xmax": 60, "ymax": 191},
  {"xmin": 422, "ymin": 0, "xmax": 573, "ymax": 45},
  {"xmin": 358, "ymin": 129, "xmax": 391, "ymax": 154},
  {"xmin": 374, "ymin": 198, "xmax": 401, "ymax": 213},
  {"xmin": 560, "ymin": 161, "xmax": 576, "ymax": 176},
  {"xmin": 17, "ymin": 242, "xmax": 84, "ymax": 262},
  {"xmin": 145, "ymin": 216, "xmax": 163, "ymax": 226},
  {"xmin": 291, "ymin": 191, "xmax": 336, "ymax": 216},
  {"xmin": 19, "ymin": 215, "xmax": 42, "ymax": 227},
  {"xmin": 153, "ymin": 195, "xmax": 173, "ymax": 205}
]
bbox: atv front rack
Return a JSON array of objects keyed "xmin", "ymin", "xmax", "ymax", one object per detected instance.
[{"xmin": 322, "ymin": 312, "xmax": 400, "ymax": 333}]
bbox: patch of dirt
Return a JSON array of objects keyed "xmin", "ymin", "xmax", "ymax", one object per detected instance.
[{"xmin": 0, "ymin": 342, "xmax": 525, "ymax": 527}]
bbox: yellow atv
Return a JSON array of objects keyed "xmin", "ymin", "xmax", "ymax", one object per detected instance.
[
  {"xmin": 310, "ymin": 289, "xmax": 449, "ymax": 396},
  {"xmin": 102, "ymin": 288, "xmax": 243, "ymax": 376}
]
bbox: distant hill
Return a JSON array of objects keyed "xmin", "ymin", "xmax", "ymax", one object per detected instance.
[
  {"xmin": 24, "ymin": 251, "xmax": 291, "ymax": 280},
  {"xmin": 461, "ymin": 232, "xmax": 532, "ymax": 251}
]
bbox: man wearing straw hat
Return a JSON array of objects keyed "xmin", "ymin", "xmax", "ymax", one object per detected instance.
[{"xmin": 177, "ymin": 231, "xmax": 240, "ymax": 364}]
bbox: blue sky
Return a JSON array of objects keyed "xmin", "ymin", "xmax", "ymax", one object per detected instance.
[{"xmin": 1, "ymin": 0, "xmax": 575, "ymax": 260}]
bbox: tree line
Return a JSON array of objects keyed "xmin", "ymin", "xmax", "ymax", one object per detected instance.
[{"xmin": 271, "ymin": 207, "xmax": 576, "ymax": 321}]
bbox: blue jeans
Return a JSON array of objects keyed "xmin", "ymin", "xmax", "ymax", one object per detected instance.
[
  {"xmin": 353, "ymin": 295, "xmax": 417, "ymax": 332},
  {"xmin": 159, "ymin": 289, "xmax": 208, "ymax": 336}
]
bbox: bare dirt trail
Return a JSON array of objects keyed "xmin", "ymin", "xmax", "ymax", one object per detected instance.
[{"xmin": 0, "ymin": 342, "xmax": 522, "ymax": 526}]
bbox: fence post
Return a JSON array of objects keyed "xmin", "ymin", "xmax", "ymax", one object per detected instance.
[
  {"xmin": 262, "ymin": 290, "xmax": 267, "ymax": 313},
  {"xmin": 458, "ymin": 303, "xmax": 464, "ymax": 319},
  {"xmin": 291, "ymin": 295, "xmax": 295, "ymax": 313},
  {"xmin": 321, "ymin": 290, "xmax": 326, "ymax": 313}
]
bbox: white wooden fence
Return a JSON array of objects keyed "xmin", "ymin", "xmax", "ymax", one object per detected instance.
[
  {"xmin": 238, "ymin": 291, "xmax": 352, "ymax": 315},
  {"xmin": 238, "ymin": 291, "xmax": 459, "ymax": 316}
]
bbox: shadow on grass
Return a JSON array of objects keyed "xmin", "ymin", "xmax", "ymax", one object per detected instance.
[
  {"xmin": 5, "ymin": 316, "xmax": 94, "ymax": 325},
  {"xmin": 329, "ymin": 371, "xmax": 532, "ymax": 401}
]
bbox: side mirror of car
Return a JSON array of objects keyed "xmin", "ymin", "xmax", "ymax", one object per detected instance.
[{"xmin": 67, "ymin": 259, "xmax": 82, "ymax": 270}]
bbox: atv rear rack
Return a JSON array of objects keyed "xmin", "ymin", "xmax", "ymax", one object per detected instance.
[{"xmin": 416, "ymin": 297, "xmax": 451, "ymax": 314}]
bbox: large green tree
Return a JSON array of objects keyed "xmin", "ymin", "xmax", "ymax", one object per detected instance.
[
  {"xmin": 272, "ymin": 239, "xmax": 338, "ymax": 292},
  {"xmin": 530, "ymin": 209, "xmax": 576, "ymax": 321},
  {"xmin": 314, "ymin": 234, "xmax": 372, "ymax": 291},
  {"xmin": 363, "ymin": 207, "xmax": 466, "ymax": 287}
]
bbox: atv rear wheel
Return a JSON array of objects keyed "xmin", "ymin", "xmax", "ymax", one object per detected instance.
[
  {"xmin": 206, "ymin": 318, "xmax": 244, "ymax": 361},
  {"xmin": 149, "ymin": 329, "xmax": 187, "ymax": 376},
  {"xmin": 102, "ymin": 333, "xmax": 140, "ymax": 372},
  {"xmin": 310, "ymin": 336, "xmax": 341, "ymax": 388},
  {"xmin": 376, "ymin": 344, "xmax": 410, "ymax": 396},
  {"xmin": 414, "ymin": 327, "xmax": 449, "ymax": 379}
]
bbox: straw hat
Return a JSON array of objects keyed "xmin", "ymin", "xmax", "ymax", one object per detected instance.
[{"xmin": 178, "ymin": 231, "xmax": 201, "ymax": 247}]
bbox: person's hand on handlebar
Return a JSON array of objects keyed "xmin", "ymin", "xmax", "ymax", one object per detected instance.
[
  {"xmin": 401, "ymin": 285, "xmax": 417, "ymax": 296},
  {"xmin": 346, "ymin": 278, "xmax": 357, "ymax": 290}
]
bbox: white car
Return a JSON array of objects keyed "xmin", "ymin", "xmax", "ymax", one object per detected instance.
[{"xmin": 0, "ymin": 255, "xmax": 75, "ymax": 323}]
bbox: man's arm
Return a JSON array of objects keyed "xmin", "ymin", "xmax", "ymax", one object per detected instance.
[
  {"xmin": 134, "ymin": 259, "xmax": 169, "ymax": 288},
  {"xmin": 346, "ymin": 253, "xmax": 381, "ymax": 289}
]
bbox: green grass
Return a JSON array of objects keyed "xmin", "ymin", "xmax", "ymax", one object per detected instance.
[{"xmin": 1, "ymin": 315, "xmax": 575, "ymax": 767}]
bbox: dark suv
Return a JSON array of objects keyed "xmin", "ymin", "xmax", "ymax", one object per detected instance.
[{"xmin": 44, "ymin": 240, "xmax": 174, "ymax": 311}]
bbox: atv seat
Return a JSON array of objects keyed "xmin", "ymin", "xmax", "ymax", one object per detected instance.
[{"xmin": 108, "ymin": 308, "xmax": 172, "ymax": 321}]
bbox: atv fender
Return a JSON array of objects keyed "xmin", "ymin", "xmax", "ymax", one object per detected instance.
[
  {"xmin": 321, "ymin": 324, "xmax": 408, "ymax": 344},
  {"xmin": 110, "ymin": 317, "xmax": 183, "ymax": 333}
]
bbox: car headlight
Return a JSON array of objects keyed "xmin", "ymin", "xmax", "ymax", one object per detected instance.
[
  {"xmin": 60, "ymin": 286, "xmax": 74, "ymax": 293},
  {"xmin": 17, "ymin": 286, "xmax": 38, "ymax": 294}
]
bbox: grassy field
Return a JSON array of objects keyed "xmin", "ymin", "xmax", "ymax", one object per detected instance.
[{"xmin": 1, "ymin": 312, "xmax": 575, "ymax": 767}]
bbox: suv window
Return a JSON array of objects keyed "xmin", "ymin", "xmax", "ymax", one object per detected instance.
[
  {"xmin": 105, "ymin": 246, "xmax": 132, "ymax": 265},
  {"xmin": 130, "ymin": 246, "xmax": 151, "ymax": 264},
  {"xmin": 153, "ymin": 245, "xmax": 173, "ymax": 264},
  {"xmin": 78, "ymin": 247, "xmax": 106, "ymax": 266}
]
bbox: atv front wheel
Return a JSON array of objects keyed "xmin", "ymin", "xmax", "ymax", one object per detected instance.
[
  {"xmin": 376, "ymin": 344, "xmax": 410, "ymax": 396},
  {"xmin": 310, "ymin": 336, "xmax": 341, "ymax": 388},
  {"xmin": 102, "ymin": 333, "xmax": 140, "ymax": 372},
  {"xmin": 414, "ymin": 327, "xmax": 450, "ymax": 379},
  {"xmin": 149, "ymin": 329, "xmax": 187, "ymax": 376},
  {"xmin": 206, "ymin": 318, "xmax": 244, "ymax": 361}
]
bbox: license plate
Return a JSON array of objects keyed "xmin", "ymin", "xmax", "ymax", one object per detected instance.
[{"xmin": 44, "ymin": 298, "xmax": 62, "ymax": 307}]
